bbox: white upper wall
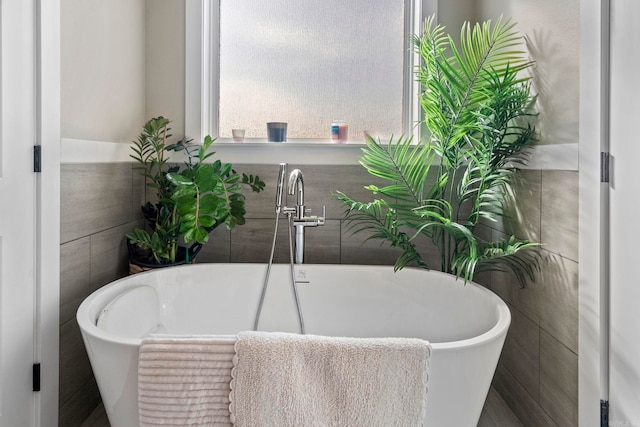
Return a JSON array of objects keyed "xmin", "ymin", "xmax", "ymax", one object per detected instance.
[
  {"xmin": 61, "ymin": 0, "xmax": 146, "ymax": 143},
  {"xmin": 475, "ymin": 0, "xmax": 580, "ymax": 146},
  {"xmin": 436, "ymin": 0, "xmax": 476, "ymax": 48},
  {"xmin": 146, "ymin": 0, "xmax": 186, "ymax": 138}
]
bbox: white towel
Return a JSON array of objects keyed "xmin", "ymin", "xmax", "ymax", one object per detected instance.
[
  {"xmin": 138, "ymin": 335, "xmax": 236, "ymax": 427},
  {"xmin": 229, "ymin": 331, "xmax": 430, "ymax": 427}
]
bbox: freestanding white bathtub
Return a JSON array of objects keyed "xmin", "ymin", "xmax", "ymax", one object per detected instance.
[{"xmin": 77, "ymin": 263, "xmax": 510, "ymax": 427}]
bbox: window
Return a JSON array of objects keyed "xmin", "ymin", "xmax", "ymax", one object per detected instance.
[{"xmin": 186, "ymin": 0, "xmax": 423, "ymax": 144}]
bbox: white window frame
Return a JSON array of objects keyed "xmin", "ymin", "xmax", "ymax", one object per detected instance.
[{"xmin": 185, "ymin": 0, "xmax": 431, "ymax": 164}]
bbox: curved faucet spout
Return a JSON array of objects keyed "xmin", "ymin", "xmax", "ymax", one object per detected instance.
[
  {"xmin": 283, "ymin": 167, "xmax": 325, "ymax": 264},
  {"xmin": 288, "ymin": 169, "xmax": 304, "ymax": 207}
]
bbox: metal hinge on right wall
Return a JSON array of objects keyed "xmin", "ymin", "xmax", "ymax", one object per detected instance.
[
  {"xmin": 34, "ymin": 145, "xmax": 42, "ymax": 173},
  {"xmin": 601, "ymin": 152, "xmax": 610, "ymax": 183},
  {"xmin": 33, "ymin": 363, "xmax": 41, "ymax": 392},
  {"xmin": 601, "ymin": 399, "xmax": 609, "ymax": 427}
]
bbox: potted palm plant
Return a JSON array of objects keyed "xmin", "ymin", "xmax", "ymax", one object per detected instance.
[
  {"xmin": 335, "ymin": 16, "xmax": 541, "ymax": 284},
  {"xmin": 126, "ymin": 117, "xmax": 265, "ymax": 273}
]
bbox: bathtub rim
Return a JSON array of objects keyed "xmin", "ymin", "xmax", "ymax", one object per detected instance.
[{"xmin": 76, "ymin": 263, "xmax": 511, "ymax": 352}]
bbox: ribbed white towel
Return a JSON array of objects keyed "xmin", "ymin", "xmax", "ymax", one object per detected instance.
[
  {"xmin": 138, "ymin": 335, "xmax": 236, "ymax": 427},
  {"xmin": 229, "ymin": 331, "xmax": 430, "ymax": 427}
]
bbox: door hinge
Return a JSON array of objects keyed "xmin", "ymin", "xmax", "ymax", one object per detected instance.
[
  {"xmin": 33, "ymin": 145, "xmax": 42, "ymax": 173},
  {"xmin": 600, "ymin": 152, "xmax": 610, "ymax": 183},
  {"xmin": 601, "ymin": 399, "xmax": 609, "ymax": 427},
  {"xmin": 33, "ymin": 363, "xmax": 41, "ymax": 392}
]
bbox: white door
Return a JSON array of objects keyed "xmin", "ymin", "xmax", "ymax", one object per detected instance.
[
  {"xmin": 0, "ymin": 0, "xmax": 38, "ymax": 425},
  {"xmin": 608, "ymin": 0, "xmax": 640, "ymax": 425}
]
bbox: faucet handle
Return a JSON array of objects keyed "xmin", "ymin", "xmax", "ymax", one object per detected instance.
[
  {"xmin": 282, "ymin": 206, "xmax": 296, "ymax": 216},
  {"xmin": 318, "ymin": 205, "xmax": 326, "ymax": 226}
]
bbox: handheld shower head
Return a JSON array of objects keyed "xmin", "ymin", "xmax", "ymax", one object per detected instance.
[{"xmin": 275, "ymin": 163, "xmax": 287, "ymax": 213}]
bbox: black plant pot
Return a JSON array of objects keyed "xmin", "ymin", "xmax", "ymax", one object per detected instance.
[{"xmin": 127, "ymin": 240, "xmax": 204, "ymax": 274}]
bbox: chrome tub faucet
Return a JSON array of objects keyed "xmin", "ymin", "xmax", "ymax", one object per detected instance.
[{"xmin": 282, "ymin": 168, "xmax": 325, "ymax": 264}]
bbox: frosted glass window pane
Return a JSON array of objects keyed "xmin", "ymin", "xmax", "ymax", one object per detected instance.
[{"xmin": 219, "ymin": 0, "xmax": 405, "ymax": 140}]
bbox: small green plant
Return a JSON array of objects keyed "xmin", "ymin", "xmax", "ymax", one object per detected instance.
[
  {"xmin": 335, "ymin": 16, "xmax": 541, "ymax": 284},
  {"xmin": 126, "ymin": 117, "xmax": 264, "ymax": 265}
]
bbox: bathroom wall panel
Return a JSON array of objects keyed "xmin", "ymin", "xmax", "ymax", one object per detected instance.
[
  {"xmin": 61, "ymin": 164, "xmax": 140, "ymax": 243},
  {"xmin": 490, "ymin": 250, "xmax": 541, "ymax": 325},
  {"xmin": 60, "ymin": 237, "xmax": 91, "ymax": 325},
  {"xmin": 339, "ymin": 223, "xmax": 400, "ymax": 266},
  {"xmin": 476, "ymin": 0, "xmax": 580, "ymax": 148},
  {"xmin": 492, "ymin": 364, "xmax": 556, "ymax": 427},
  {"xmin": 409, "ymin": 233, "xmax": 446, "ymax": 270},
  {"xmin": 438, "ymin": 0, "xmax": 476, "ymax": 49},
  {"xmin": 479, "ymin": 387, "xmax": 526, "ymax": 427},
  {"xmin": 499, "ymin": 304, "xmax": 540, "ymax": 400},
  {"xmin": 132, "ymin": 162, "xmax": 147, "ymax": 213},
  {"xmin": 231, "ymin": 219, "xmax": 291, "ymax": 263},
  {"xmin": 90, "ymin": 221, "xmax": 144, "ymax": 290},
  {"xmin": 539, "ymin": 331, "xmax": 579, "ymax": 426},
  {"xmin": 538, "ymin": 255, "xmax": 578, "ymax": 354},
  {"xmin": 61, "ymin": 0, "xmax": 146, "ymax": 142},
  {"xmin": 197, "ymin": 226, "xmax": 231, "ymax": 263},
  {"xmin": 480, "ymin": 170, "xmax": 578, "ymax": 426},
  {"xmin": 60, "ymin": 163, "xmax": 146, "ymax": 427},
  {"xmin": 145, "ymin": 0, "xmax": 186, "ymax": 138},
  {"xmin": 541, "ymin": 170, "xmax": 579, "ymax": 262},
  {"xmin": 234, "ymin": 164, "xmax": 282, "ymax": 219},
  {"xmin": 496, "ymin": 169, "xmax": 542, "ymax": 243},
  {"xmin": 302, "ymin": 220, "xmax": 341, "ymax": 264},
  {"xmin": 59, "ymin": 378, "xmax": 102, "ymax": 427},
  {"xmin": 59, "ymin": 319, "xmax": 94, "ymax": 408}
]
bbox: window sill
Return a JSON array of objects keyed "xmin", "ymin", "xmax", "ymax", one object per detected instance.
[
  {"xmin": 61, "ymin": 138, "xmax": 578, "ymax": 170},
  {"xmin": 60, "ymin": 137, "xmax": 366, "ymax": 165},
  {"xmin": 208, "ymin": 139, "xmax": 366, "ymax": 165}
]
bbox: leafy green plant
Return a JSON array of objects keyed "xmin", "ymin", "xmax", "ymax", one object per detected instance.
[
  {"xmin": 335, "ymin": 16, "xmax": 541, "ymax": 284},
  {"xmin": 126, "ymin": 117, "xmax": 265, "ymax": 266}
]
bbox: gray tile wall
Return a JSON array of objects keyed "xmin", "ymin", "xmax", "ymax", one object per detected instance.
[
  {"xmin": 196, "ymin": 164, "xmax": 404, "ymax": 266},
  {"xmin": 478, "ymin": 170, "xmax": 579, "ymax": 427},
  {"xmin": 61, "ymin": 163, "xmax": 578, "ymax": 427},
  {"xmin": 59, "ymin": 163, "xmax": 144, "ymax": 427}
]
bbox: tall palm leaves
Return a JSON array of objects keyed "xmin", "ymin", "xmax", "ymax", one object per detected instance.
[
  {"xmin": 337, "ymin": 16, "xmax": 540, "ymax": 284},
  {"xmin": 415, "ymin": 16, "xmax": 532, "ymax": 169}
]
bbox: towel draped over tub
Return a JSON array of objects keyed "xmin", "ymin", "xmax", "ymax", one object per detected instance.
[{"xmin": 138, "ymin": 332, "xmax": 431, "ymax": 427}]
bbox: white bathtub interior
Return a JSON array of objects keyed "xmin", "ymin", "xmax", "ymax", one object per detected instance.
[{"xmin": 96, "ymin": 264, "xmax": 502, "ymax": 343}]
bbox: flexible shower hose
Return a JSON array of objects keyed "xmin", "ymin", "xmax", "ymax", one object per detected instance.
[
  {"xmin": 252, "ymin": 211, "xmax": 306, "ymax": 334},
  {"xmin": 252, "ymin": 211, "xmax": 280, "ymax": 331}
]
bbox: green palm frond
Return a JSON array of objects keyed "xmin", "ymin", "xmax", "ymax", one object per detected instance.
[
  {"xmin": 458, "ymin": 236, "xmax": 542, "ymax": 286},
  {"xmin": 458, "ymin": 152, "xmax": 516, "ymax": 226},
  {"xmin": 334, "ymin": 193, "xmax": 430, "ymax": 271},
  {"xmin": 414, "ymin": 16, "xmax": 533, "ymax": 167},
  {"xmin": 335, "ymin": 16, "xmax": 540, "ymax": 284},
  {"xmin": 358, "ymin": 135, "xmax": 435, "ymax": 207}
]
